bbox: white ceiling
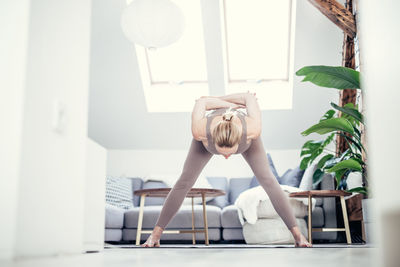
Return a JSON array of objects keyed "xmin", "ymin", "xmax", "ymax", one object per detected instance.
[{"xmin": 88, "ymin": 0, "xmax": 345, "ymax": 150}]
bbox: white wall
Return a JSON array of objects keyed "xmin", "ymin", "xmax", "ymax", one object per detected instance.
[
  {"xmin": 359, "ymin": 1, "xmax": 400, "ymax": 266},
  {"xmin": 84, "ymin": 138, "xmax": 107, "ymax": 252},
  {"xmin": 14, "ymin": 0, "xmax": 92, "ymax": 258},
  {"xmin": 0, "ymin": 0, "xmax": 30, "ymax": 260}
]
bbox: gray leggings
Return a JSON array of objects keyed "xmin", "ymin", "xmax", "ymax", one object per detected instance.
[{"xmin": 155, "ymin": 137, "xmax": 298, "ymax": 230}]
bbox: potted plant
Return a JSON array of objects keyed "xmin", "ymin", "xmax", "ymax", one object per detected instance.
[{"xmin": 295, "ymin": 65, "xmax": 372, "ymax": 242}]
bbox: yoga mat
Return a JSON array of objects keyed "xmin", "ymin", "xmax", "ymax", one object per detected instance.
[{"xmin": 104, "ymin": 243, "xmax": 373, "ymax": 249}]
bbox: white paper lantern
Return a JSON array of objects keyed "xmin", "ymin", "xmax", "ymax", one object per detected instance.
[{"xmin": 121, "ymin": 0, "xmax": 185, "ymax": 48}]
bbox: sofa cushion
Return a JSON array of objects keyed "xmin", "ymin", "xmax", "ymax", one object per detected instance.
[
  {"xmin": 105, "ymin": 204, "xmax": 125, "ymax": 229},
  {"xmin": 105, "ymin": 176, "xmax": 134, "ymax": 210},
  {"xmin": 206, "ymin": 177, "xmax": 229, "ymax": 208},
  {"xmin": 278, "ymin": 165, "xmax": 305, "ymax": 188},
  {"xmin": 129, "ymin": 177, "xmax": 143, "ymax": 207},
  {"xmin": 105, "ymin": 229, "xmax": 123, "ymax": 242},
  {"xmin": 124, "ymin": 205, "xmax": 222, "ymax": 228},
  {"xmin": 222, "ymin": 228, "xmax": 244, "ymax": 241},
  {"xmin": 249, "ymin": 153, "xmax": 280, "ymax": 188},
  {"xmin": 142, "ymin": 181, "xmax": 167, "ymax": 206},
  {"xmin": 242, "ymin": 218, "xmax": 308, "ymax": 244},
  {"xmin": 306, "ymin": 206, "xmax": 325, "ymax": 227},
  {"xmin": 123, "ymin": 228, "xmax": 221, "ymax": 241},
  {"xmin": 228, "ymin": 177, "xmax": 253, "ymax": 204},
  {"xmin": 221, "ymin": 205, "xmax": 242, "ymax": 228},
  {"xmin": 221, "ymin": 204, "xmax": 325, "ymax": 229}
]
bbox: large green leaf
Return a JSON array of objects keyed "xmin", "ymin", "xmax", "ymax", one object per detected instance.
[
  {"xmin": 296, "ymin": 65, "xmax": 360, "ymax": 89},
  {"xmin": 299, "ymin": 140, "xmax": 324, "ymax": 170},
  {"xmin": 312, "ymin": 168, "xmax": 325, "ymax": 188},
  {"xmin": 317, "ymin": 154, "xmax": 334, "ymax": 169},
  {"xmin": 300, "ymin": 140, "xmax": 323, "ymax": 156},
  {"xmin": 300, "ymin": 156, "xmax": 313, "ymax": 170},
  {"xmin": 301, "ymin": 118, "xmax": 354, "ymax": 136},
  {"xmin": 346, "ymin": 186, "xmax": 368, "ymax": 195},
  {"xmin": 326, "ymin": 158, "xmax": 362, "ymax": 173},
  {"xmin": 322, "ymin": 133, "xmax": 335, "ymax": 148},
  {"xmin": 299, "ymin": 132, "xmax": 335, "ymax": 170},
  {"xmin": 352, "ymin": 154, "xmax": 365, "ymax": 166},
  {"xmin": 334, "ymin": 169, "xmax": 348, "ymax": 188},
  {"xmin": 337, "ymin": 133, "xmax": 361, "ymax": 152},
  {"xmin": 330, "ymin": 102, "xmax": 364, "ymax": 124},
  {"xmin": 320, "ymin": 109, "xmax": 336, "ymax": 122}
]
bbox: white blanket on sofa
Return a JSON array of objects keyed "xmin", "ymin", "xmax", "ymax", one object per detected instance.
[{"xmin": 234, "ymin": 185, "xmax": 316, "ymax": 225}]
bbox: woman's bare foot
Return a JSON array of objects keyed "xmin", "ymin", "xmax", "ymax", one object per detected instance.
[
  {"xmin": 141, "ymin": 234, "xmax": 161, "ymax": 247},
  {"xmin": 140, "ymin": 226, "xmax": 163, "ymax": 247}
]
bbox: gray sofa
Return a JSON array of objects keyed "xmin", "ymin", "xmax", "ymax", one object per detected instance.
[{"xmin": 105, "ymin": 174, "xmax": 337, "ymax": 244}]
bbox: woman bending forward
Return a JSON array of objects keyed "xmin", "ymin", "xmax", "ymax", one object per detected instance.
[{"xmin": 141, "ymin": 92, "xmax": 312, "ymax": 248}]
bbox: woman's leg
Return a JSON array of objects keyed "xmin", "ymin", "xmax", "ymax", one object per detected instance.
[
  {"xmin": 241, "ymin": 136, "xmax": 312, "ymax": 247},
  {"xmin": 241, "ymin": 136, "xmax": 297, "ymax": 229},
  {"xmin": 142, "ymin": 138, "xmax": 213, "ymax": 247}
]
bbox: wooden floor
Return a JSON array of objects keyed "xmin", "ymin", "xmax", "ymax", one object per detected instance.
[{"xmin": 2, "ymin": 245, "xmax": 378, "ymax": 267}]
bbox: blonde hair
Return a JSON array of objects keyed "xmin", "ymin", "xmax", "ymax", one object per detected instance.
[{"xmin": 212, "ymin": 108, "xmax": 241, "ymax": 148}]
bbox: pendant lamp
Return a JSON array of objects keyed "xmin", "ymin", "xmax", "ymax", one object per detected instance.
[{"xmin": 121, "ymin": 0, "xmax": 185, "ymax": 48}]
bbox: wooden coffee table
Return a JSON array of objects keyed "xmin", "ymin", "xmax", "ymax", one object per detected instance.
[
  {"xmin": 289, "ymin": 190, "xmax": 352, "ymax": 244},
  {"xmin": 133, "ymin": 188, "xmax": 225, "ymax": 246}
]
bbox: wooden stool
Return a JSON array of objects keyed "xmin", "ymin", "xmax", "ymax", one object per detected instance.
[{"xmin": 289, "ymin": 190, "xmax": 352, "ymax": 244}]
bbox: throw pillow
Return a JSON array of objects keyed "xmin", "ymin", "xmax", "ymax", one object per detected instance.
[
  {"xmin": 206, "ymin": 176, "xmax": 229, "ymax": 208},
  {"xmin": 128, "ymin": 177, "xmax": 143, "ymax": 207},
  {"xmin": 229, "ymin": 177, "xmax": 253, "ymax": 204},
  {"xmin": 185, "ymin": 174, "xmax": 216, "ymax": 204},
  {"xmin": 249, "ymin": 153, "xmax": 280, "ymax": 187},
  {"xmin": 278, "ymin": 166, "xmax": 305, "ymax": 187},
  {"xmin": 105, "ymin": 176, "xmax": 134, "ymax": 210}
]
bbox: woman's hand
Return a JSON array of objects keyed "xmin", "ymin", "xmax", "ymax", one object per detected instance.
[{"xmin": 246, "ymin": 90, "xmax": 258, "ymax": 100}]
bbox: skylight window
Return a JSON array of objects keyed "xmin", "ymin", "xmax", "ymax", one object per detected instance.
[
  {"xmin": 135, "ymin": 0, "xmax": 209, "ymax": 112},
  {"xmin": 220, "ymin": 0, "xmax": 296, "ymax": 109}
]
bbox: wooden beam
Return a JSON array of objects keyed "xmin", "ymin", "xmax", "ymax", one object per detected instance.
[
  {"xmin": 335, "ymin": 0, "xmax": 358, "ymax": 188},
  {"xmin": 308, "ymin": 0, "xmax": 356, "ymax": 38}
]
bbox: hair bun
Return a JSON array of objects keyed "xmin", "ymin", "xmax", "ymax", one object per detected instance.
[
  {"xmin": 222, "ymin": 113, "xmax": 234, "ymax": 121},
  {"xmin": 222, "ymin": 108, "xmax": 237, "ymax": 122}
]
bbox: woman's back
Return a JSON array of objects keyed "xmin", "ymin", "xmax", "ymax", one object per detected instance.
[{"xmin": 202, "ymin": 107, "xmax": 252, "ymax": 155}]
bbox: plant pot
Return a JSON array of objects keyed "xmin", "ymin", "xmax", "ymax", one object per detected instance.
[{"xmin": 362, "ymin": 198, "xmax": 374, "ymax": 244}]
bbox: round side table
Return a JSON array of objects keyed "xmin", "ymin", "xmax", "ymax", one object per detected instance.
[
  {"xmin": 289, "ymin": 189, "xmax": 352, "ymax": 245},
  {"xmin": 133, "ymin": 188, "xmax": 225, "ymax": 246}
]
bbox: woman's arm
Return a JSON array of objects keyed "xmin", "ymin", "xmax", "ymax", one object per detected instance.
[
  {"xmin": 201, "ymin": 92, "xmax": 260, "ymax": 122},
  {"xmin": 191, "ymin": 97, "xmax": 245, "ymax": 140},
  {"xmin": 241, "ymin": 93, "xmax": 262, "ymax": 139}
]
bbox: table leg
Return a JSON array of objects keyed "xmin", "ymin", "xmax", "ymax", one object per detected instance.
[
  {"xmin": 201, "ymin": 192, "xmax": 209, "ymax": 245},
  {"xmin": 308, "ymin": 194, "xmax": 313, "ymax": 244},
  {"xmin": 361, "ymin": 219, "xmax": 366, "ymax": 243},
  {"xmin": 191, "ymin": 197, "xmax": 196, "ymax": 245},
  {"xmin": 136, "ymin": 193, "xmax": 146, "ymax": 246},
  {"xmin": 340, "ymin": 195, "xmax": 352, "ymax": 244}
]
